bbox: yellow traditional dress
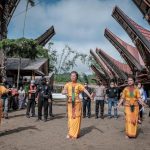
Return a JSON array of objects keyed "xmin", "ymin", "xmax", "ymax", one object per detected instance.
[
  {"xmin": 121, "ymin": 86, "xmax": 140, "ymax": 137},
  {"xmin": 64, "ymin": 82, "xmax": 85, "ymax": 138},
  {"xmin": 0, "ymin": 85, "xmax": 8, "ymax": 124}
]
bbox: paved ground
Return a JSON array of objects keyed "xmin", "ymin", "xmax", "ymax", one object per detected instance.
[{"xmin": 0, "ymin": 101, "xmax": 150, "ymax": 150}]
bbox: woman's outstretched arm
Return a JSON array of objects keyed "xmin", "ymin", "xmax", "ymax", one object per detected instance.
[
  {"xmin": 62, "ymin": 86, "xmax": 67, "ymax": 95},
  {"xmin": 138, "ymin": 98, "xmax": 147, "ymax": 107},
  {"xmin": 117, "ymin": 98, "xmax": 124, "ymax": 107}
]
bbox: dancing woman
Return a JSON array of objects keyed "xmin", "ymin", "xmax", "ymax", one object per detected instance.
[
  {"xmin": 62, "ymin": 71, "xmax": 93, "ymax": 139},
  {"xmin": 118, "ymin": 76, "xmax": 147, "ymax": 138}
]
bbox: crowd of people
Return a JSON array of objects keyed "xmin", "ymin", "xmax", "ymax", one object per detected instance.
[
  {"xmin": 0, "ymin": 76, "xmax": 54, "ymax": 123},
  {"xmin": 0, "ymin": 72, "xmax": 149, "ymax": 140},
  {"xmin": 82, "ymin": 80, "xmax": 119, "ymax": 119},
  {"xmin": 82, "ymin": 79, "xmax": 148, "ymax": 122}
]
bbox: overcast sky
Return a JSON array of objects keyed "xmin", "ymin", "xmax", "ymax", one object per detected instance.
[{"xmin": 8, "ymin": 0, "xmax": 150, "ymax": 74}]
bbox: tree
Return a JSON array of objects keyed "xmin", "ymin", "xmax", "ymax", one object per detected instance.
[
  {"xmin": 0, "ymin": 38, "xmax": 48, "ymax": 58},
  {"xmin": 45, "ymin": 43, "xmax": 57, "ymax": 72},
  {"xmin": 55, "ymin": 45, "xmax": 90, "ymax": 74},
  {"xmin": 81, "ymin": 73, "xmax": 89, "ymax": 83}
]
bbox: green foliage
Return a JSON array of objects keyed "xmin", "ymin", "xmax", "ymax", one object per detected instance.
[
  {"xmin": 54, "ymin": 73, "xmax": 70, "ymax": 83},
  {"xmin": 54, "ymin": 73, "xmax": 96, "ymax": 84},
  {"xmin": 47, "ymin": 43, "xmax": 58, "ymax": 72},
  {"xmin": 0, "ymin": 38, "xmax": 48, "ymax": 59},
  {"xmin": 87, "ymin": 74, "xmax": 97, "ymax": 84},
  {"xmin": 81, "ymin": 73, "xmax": 89, "ymax": 83}
]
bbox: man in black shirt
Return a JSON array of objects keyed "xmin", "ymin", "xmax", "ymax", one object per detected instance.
[
  {"xmin": 37, "ymin": 78, "xmax": 51, "ymax": 122},
  {"xmin": 82, "ymin": 83, "xmax": 92, "ymax": 118},
  {"xmin": 106, "ymin": 81, "xmax": 119, "ymax": 119}
]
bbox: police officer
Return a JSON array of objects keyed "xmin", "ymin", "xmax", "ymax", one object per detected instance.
[
  {"xmin": 82, "ymin": 82, "xmax": 92, "ymax": 118},
  {"xmin": 37, "ymin": 78, "xmax": 51, "ymax": 122},
  {"xmin": 46, "ymin": 81, "xmax": 54, "ymax": 118}
]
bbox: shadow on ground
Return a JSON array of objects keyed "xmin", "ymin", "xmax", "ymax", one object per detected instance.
[
  {"xmin": 80, "ymin": 125, "xmax": 104, "ymax": 137},
  {"xmin": 0, "ymin": 126, "xmax": 40, "ymax": 137},
  {"xmin": 49, "ymin": 113, "xmax": 66, "ymax": 121},
  {"xmin": 9, "ymin": 113, "xmax": 26, "ymax": 119}
]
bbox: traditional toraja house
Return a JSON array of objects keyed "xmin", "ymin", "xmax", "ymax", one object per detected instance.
[
  {"xmin": 104, "ymin": 28, "xmax": 145, "ymax": 75},
  {"xmin": 90, "ymin": 49, "xmax": 114, "ymax": 80},
  {"xmin": 89, "ymin": 5, "xmax": 150, "ymax": 96},
  {"xmin": 112, "ymin": 6, "xmax": 150, "ymax": 73},
  {"xmin": 6, "ymin": 58, "xmax": 49, "ymax": 84},
  {"xmin": 104, "ymin": 28, "xmax": 150, "ymax": 84},
  {"xmin": 90, "ymin": 49, "xmax": 127, "ymax": 85},
  {"xmin": 90, "ymin": 64, "xmax": 108, "ymax": 84},
  {"xmin": 132, "ymin": 0, "xmax": 150, "ymax": 24},
  {"xmin": 94, "ymin": 49, "xmax": 118, "ymax": 81},
  {"xmin": 36, "ymin": 26, "xmax": 55, "ymax": 46},
  {"xmin": 96, "ymin": 48, "xmax": 129, "ymax": 82},
  {"xmin": 111, "ymin": 6, "xmax": 150, "ymax": 96},
  {"xmin": 0, "ymin": 0, "xmax": 20, "ymax": 76}
]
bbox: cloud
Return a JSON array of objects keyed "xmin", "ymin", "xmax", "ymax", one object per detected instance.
[{"xmin": 7, "ymin": 0, "xmax": 150, "ymax": 74}]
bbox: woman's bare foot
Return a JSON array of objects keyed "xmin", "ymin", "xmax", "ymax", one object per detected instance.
[
  {"xmin": 66, "ymin": 135, "xmax": 78, "ymax": 139},
  {"xmin": 66, "ymin": 135, "xmax": 70, "ymax": 139},
  {"xmin": 125, "ymin": 135, "xmax": 129, "ymax": 139},
  {"xmin": 138, "ymin": 120, "xmax": 142, "ymax": 124}
]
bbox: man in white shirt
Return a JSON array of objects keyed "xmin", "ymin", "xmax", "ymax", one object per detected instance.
[{"xmin": 93, "ymin": 81, "xmax": 106, "ymax": 119}]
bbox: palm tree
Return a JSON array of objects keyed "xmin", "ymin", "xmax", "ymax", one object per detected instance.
[{"xmin": 17, "ymin": 0, "xmax": 35, "ymax": 89}]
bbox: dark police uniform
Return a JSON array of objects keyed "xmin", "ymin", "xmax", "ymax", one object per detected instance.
[
  {"xmin": 82, "ymin": 87, "xmax": 92, "ymax": 118},
  {"xmin": 37, "ymin": 82, "xmax": 51, "ymax": 121}
]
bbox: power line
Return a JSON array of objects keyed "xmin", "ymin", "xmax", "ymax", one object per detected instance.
[
  {"xmin": 1, "ymin": 1, "xmax": 42, "ymax": 25},
  {"xmin": 12, "ymin": 1, "xmax": 41, "ymax": 18}
]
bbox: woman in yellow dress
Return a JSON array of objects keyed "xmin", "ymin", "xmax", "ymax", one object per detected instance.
[
  {"xmin": 62, "ymin": 71, "xmax": 93, "ymax": 139},
  {"xmin": 0, "ymin": 76, "xmax": 9, "ymax": 124},
  {"xmin": 118, "ymin": 76, "xmax": 146, "ymax": 138}
]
